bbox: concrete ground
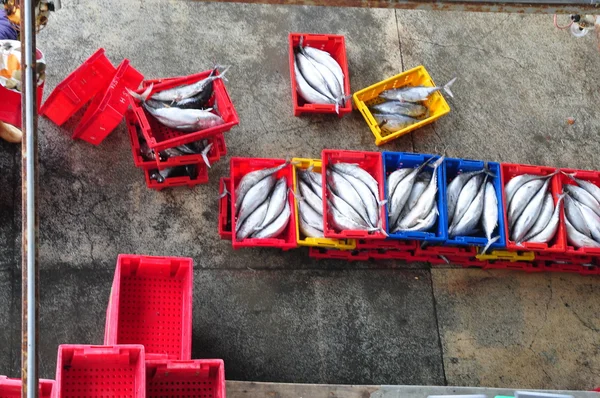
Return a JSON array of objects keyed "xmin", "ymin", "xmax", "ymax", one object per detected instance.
[{"xmin": 1, "ymin": 0, "xmax": 600, "ymax": 390}]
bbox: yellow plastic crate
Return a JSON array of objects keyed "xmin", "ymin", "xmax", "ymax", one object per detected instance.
[
  {"xmin": 476, "ymin": 250, "xmax": 535, "ymax": 262},
  {"xmin": 292, "ymin": 158, "xmax": 356, "ymax": 250},
  {"xmin": 353, "ymin": 65, "xmax": 451, "ymax": 146}
]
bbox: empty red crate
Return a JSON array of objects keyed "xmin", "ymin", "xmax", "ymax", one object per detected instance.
[
  {"xmin": 308, "ymin": 247, "xmax": 369, "ymax": 261},
  {"xmin": 41, "ymin": 48, "xmax": 116, "ymax": 126},
  {"xmin": 131, "ymin": 70, "xmax": 239, "ymax": 152},
  {"xmin": 501, "ymin": 163, "xmax": 566, "ymax": 254},
  {"xmin": 321, "ymin": 150, "xmax": 386, "ymax": 240},
  {"xmin": 104, "ymin": 254, "xmax": 193, "ymax": 360},
  {"xmin": 146, "ymin": 359, "xmax": 225, "ymax": 398},
  {"xmin": 355, "ymin": 239, "xmax": 416, "ymax": 250},
  {"xmin": 288, "ymin": 33, "xmax": 352, "ymax": 117},
  {"xmin": 560, "ymin": 168, "xmax": 600, "ymax": 257},
  {"xmin": 0, "ymin": 376, "xmax": 54, "ymax": 398},
  {"xmin": 144, "ymin": 162, "xmax": 210, "ymax": 191},
  {"xmin": 55, "ymin": 345, "xmax": 145, "ymax": 398},
  {"xmin": 230, "ymin": 157, "xmax": 297, "ymax": 250},
  {"xmin": 218, "ymin": 177, "xmax": 232, "ymax": 241},
  {"xmin": 72, "ymin": 60, "xmax": 144, "ymax": 145}
]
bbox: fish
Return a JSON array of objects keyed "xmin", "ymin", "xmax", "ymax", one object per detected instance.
[
  {"xmin": 302, "ymin": 46, "xmax": 345, "ymax": 95},
  {"xmin": 407, "ymin": 180, "xmax": 428, "ymax": 211},
  {"xmin": 447, "ymin": 169, "xmax": 486, "ymax": 225},
  {"xmin": 257, "ymin": 177, "xmax": 288, "ymax": 231},
  {"xmin": 128, "ymin": 85, "xmax": 224, "ymax": 132},
  {"xmin": 505, "ymin": 173, "xmax": 554, "ymax": 207},
  {"xmin": 450, "ymin": 176, "xmax": 487, "ymax": 237},
  {"xmin": 294, "ymin": 61, "xmax": 335, "ymax": 106},
  {"xmin": 328, "ymin": 192, "xmax": 370, "ymax": 229},
  {"xmin": 562, "ymin": 172, "xmax": 600, "ymax": 204},
  {"xmin": 236, "ymin": 199, "xmax": 269, "ymax": 241},
  {"xmin": 451, "ymin": 173, "xmax": 485, "ymax": 230},
  {"xmin": 397, "ymin": 156, "xmax": 444, "ymax": 230},
  {"xmin": 307, "ymin": 171, "xmax": 323, "ymax": 187},
  {"xmin": 150, "ymin": 167, "xmax": 177, "ymax": 183},
  {"xmin": 527, "ymin": 194, "xmax": 565, "ymax": 244},
  {"xmin": 296, "ymin": 52, "xmax": 335, "ymax": 101},
  {"xmin": 159, "ymin": 147, "xmax": 186, "ymax": 160},
  {"xmin": 151, "ymin": 65, "xmax": 230, "ymax": 103},
  {"xmin": 574, "ymin": 201, "xmax": 600, "ymax": 242},
  {"xmin": 299, "ymin": 171, "xmax": 323, "ymax": 201},
  {"xmin": 331, "ymin": 163, "xmax": 380, "ymax": 203},
  {"xmin": 565, "ymin": 217, "xmax": 600, "ymax": 248},
  {"xmin": 379, "ymin": 77, "xmax": 456, "ymax": 102},
  {"xmin": 252, "ymin": 201, "xmax": 291, "ymax": 239},
  {"xmin": 507, "ymin": 179, "xmax": 545, "ymax": 229},
  {"xmin": 298, "ymin": 199, "xmax": 324, "ymax": 232},
  {"xmin": 377, "ymin": 115, "xmax": 419, "ymax": 134},
  {"xmin": 387, "ymin": 168, "xmax": 413, "ymax": 202},
  {"xmin": 234, "ymin": 163, "xmax": 288, "ymax": 212},
  {"xmin": 564, "ymin": 184, "xmax": 600, "ymax": 217},
  {"xmin": 481, "ymin": 181, "xmax": 499, "ymax": 254},
  {"xmin": 304, "ymin": 50, "xmax": 342, "ymax": 103},
  {"xmin": 139, "ymin": 140, "xmax": 155, "ymax": 161},
  {"xmin": 370, "ymin": 101, "xmax": 428, "ymax": 117},
  {"xmin": 511, "ymin": 177, "xmax": 551, "ymax": 243},
  {"xmin": 298, "ymin": 180, "xmax": 323, "ymax": 216},
  {"xmin": 521, "ymin": 193, "xmax": 554, "ymax": 242},
  {"xmin": 236, "ymin": 175, "xmax": 276, "ymax": 232},
  {"xmin": 564, "ymin": 194, "xmax": 592, "ymax": 238},
  {"xmin": 394, "ymin": 205, "xmax": 438, "ymax": 233},
  {"xmin": 299, "ymin": 215, "xmax": 324, "ymax": 238},
  {"xmin": 327, "ymin": 170, "xmax": 371, "ymax": 226},
  {"xmin": 388, "ymin": 158, "xmax": 434, "ymax": 227},
  {"xmin": 336, "ymin": 171, "xmax": 379, "ymax": 227}
]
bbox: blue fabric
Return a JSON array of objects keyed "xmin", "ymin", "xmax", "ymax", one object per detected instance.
[{"xmin": 0, "ymin": 8, "xmax": 18, "ymax": 41}]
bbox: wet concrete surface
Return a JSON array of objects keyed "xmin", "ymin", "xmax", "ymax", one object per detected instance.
[{"xmin": 1, "ymin": 0, "xmax": 600, "ymax": 390}]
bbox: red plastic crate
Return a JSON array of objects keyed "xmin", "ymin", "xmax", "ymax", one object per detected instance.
[
  {"xmin": 535, "ymin": 260, "xmax": 599, "ymax": 275},
  {"xmin": 308, "ymin": 247, "xmax": 369, "ymax": 261},
  {"xmin": 560, "ymin": 168, "xmax": 600, "ymax": 257},
  {"xmin": 355, "ymin": 239, "xmax": 416, "ymax": 251},
  {"xmin": 125, "ymin": 108, "xmax": 155, "ymax": 170},
  {"xmin": 144, "ymin": 162, "xmax": 210, "ymax": 190},
  {"xmin": 41, "ymin": 48, "xmax": 116, "ymax": 126},
  {"xmin": 288, "ymin": 33, "xmax": 352, "ymax": 117},
  {"xmin": 130, "ymin": 70, "xmax": 239, "ymax": 152},
  {"xmin": 72, "ymin": 60, "xmax": 144, "ymax": 145},
  {"xmin": 501, "ymin": 163, "xmax": 566, "ymax": 254},
  {"xmin": 230, "ymin": 157, "xmax": 297, "ymax": 250},
  {"xmin": 368, "ymin": 249, "xmax": 414, "ymax": 260},
  {"xmin": 0, "ymin": 376, "xmax": 54, "ymax": 398},
  {"xmin": 218, "ymin": 177, "xmax": 232, "ymax": 241},
  {"xmin": 146, "ymin": 359, "xmax": 225, "ymax": 398},
  {"xmin": 321, "ymin": 150, "xmax": 386, "ymax": 239},
  {"xmin": 55, "ymin": 345, "xmax": 145, "ymax": 398},
  {"xmin": 534, "ymin": 252, "xmax": 592, "ymax": 264},
  {"xmin": 104, "ymin": 254, "xmax": 193, "ymax": 360},
  {"xmin": 483, "ymin": 260, "xmax": 533, "ymax": 271},
  {"xmin": 447, "ymin": 256, "xmax": 488, "ymax": 268}
]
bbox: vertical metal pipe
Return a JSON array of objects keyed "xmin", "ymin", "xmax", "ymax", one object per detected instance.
[{"xmin": 19, "ymin": 0, "xmax": 39, "ymax": 397}]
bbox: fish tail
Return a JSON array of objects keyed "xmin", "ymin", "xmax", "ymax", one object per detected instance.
[
  {"xmin": 378, "ymin": 199, "xmax": 387, "ymax": 207},
  {"xmin": 201, "ymin": 143, "xmax": 213, "ymax": 169},
  {"xmin": 216, "ymin": 65, "xmax": 231, "ymax": 82},
  {"xmin": 289, "ymin": 187, "xmax": 303, "ymax": 201},
  {"xmin": 443, "ymin": 77, "xmax": 457, "ymax": 98},
  {"xmin": 126, "ymin": 83, "xmax": 153, "ymax": 102},
  {"xmin": 439, "ymin": 255, "xmax": 450, "ymax": 265},
  {"xmin": 483, "ymin": 162, "xmax": 496, "ymax": 178},
  {"xmin": 218, "ymin": 183, "xmax": 229, "ymax": 199},
  {"xmin": 481, "ymin": 236, "xmax": 499, "ymax": 255}
]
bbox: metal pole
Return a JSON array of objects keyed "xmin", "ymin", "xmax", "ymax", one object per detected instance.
[{"xmin": 19, "ymin": 0, "xmax": 39, "ymax": 396}]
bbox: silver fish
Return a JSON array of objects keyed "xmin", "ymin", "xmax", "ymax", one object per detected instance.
[
  {"xmin": 398, "ymin": 157, "xmax": 444, "ymax": 229},
  {"xmin": 299, "ymin": 180, "xmax": 323, "ymax": 216},
  {"xmin": 575, "ymin": 201, "xmax": 600, "ymax": 242},
  {"xmin": 300, "ymin": 172, "xmax": 323, "ymax": 201},
  {"xmin": 505, "ymin": 173, "xmax": 554, "ymax": 207},
  {"xmin": 481, "ymin": 181, "xmax": 499, "ymax": 254},
  {"xmin": 370, "ymin": 101, "xmax": 428, "ymax": 117},
  {"xmin": 151, "ymin": 66, "xmax": 230, "ymax": 102},
  {"xmin": 236, "ymin": 175, "xmax": 276, "ymax": 232},
  {"xmin": 522, "ymin": 193, "xmax": 554, "ymax": 242},
  {"xmin": 327, "ymin": 170, "xmax": 371, "ymax": 226},
  {"xmin": 294, "ymin": 61, "xmax": 334, "ymax": 105},
  {"xmin": 388, "ymin": 158, "xmax": 434, "ymax": 226},
  {"xmin": 507, "ymin": 179, "xmax": 545, "ymax": 229},
  {"xmin": 379, "ymin": 77, "xmax": 456, "ymax": 102},
  {"xmin": 328, "ymin": 192, "xmax": 369, "ymax": 229},
  {"xmin": 298, "ymin": 199, "xmax": 324, "ymax": 232},
  {"xmin": 564, "ymin": 194, "xmax": 592, "ymax": 237},
  {"xmin": 564, "ymin": 184, "xmax": 600, "ymax": 217},
  {"xmin": 527, "ymin": 194, "xmax": 565, "ymax": 244},
  {"xmin": 565, "ymin": 217, "xmax": 600, "ymax": 248},
  {"xmin": 296, "ymin": 53, "xmax": 334, "ymax": 100},
  {"xmin": 451, "ymin": 173, "xmax": 485, "ymax": 230},
  {"xmin": 299, "ymin": 216, "xmax": 324, "ymax": 238},
  {"xmin": 257, "ymin": 177, "xmax": 288, "ymax": 231},
  {"xmin": 304, "ymin": 50, "xmax": 342, "ymax": 102},
  {"xmin": 338, "ymin": 172, "xmax": 379, "ymax": 227},
  {"xmin": 387, "ymin": 168, "xmax": 413, "ymax": 202},
  {"xmin": 563, "ymin": 172, "xmax": 600, "ymax": 204},
  {"xmin": 447, "ymin": 169, "xmax": 486, "ymax": 225},
  {"xmin": 332, "ymin": 163, "xmax": 380, "ymax": 203},
  {"xmin": 302, "ymin": 46, "xmax": 345, "ymax": 95},
  {"xmin": 253, "ymin": 201, "xmax": 291, "ymax": 239},
  {"xmin": 236, "ymin": 200, "xmax": 269, "ymax": 241},
  {"xmin": 511, "ymin": 178, "xmax": 551, "ymax": 243},
  {"xmin": 450, "ymin": 177, "xmax": 487, "ymax": 237},
  {"xmin": 235, "ymin": 163, "xmax": 288, "ymax": 212},
  {"xmin": 394, "ymin": 205, "xmax": 438, "ymax": 233},
  {"xmin": 377, "ymin": 115, "xmax": 419, "ymax": 133},
  {"xmin": 407, "ymin": 180, "xmax": 428, "ymax": 211}
]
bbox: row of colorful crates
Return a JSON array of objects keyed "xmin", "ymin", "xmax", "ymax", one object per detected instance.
[{"xmin": 218, "ymin": 149, "xmax": 600, "ymax": 268}]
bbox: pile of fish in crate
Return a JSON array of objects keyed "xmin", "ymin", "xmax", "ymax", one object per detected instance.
[
  {"xmin": 39, "ymin": 48, "xmax": 239, "ymax": 190},
  {"xmin": 0, "ymin": 254, "xmax": 226, "ymax": 398},
  {"xmin": 219, "ymin": 150, "xmax": 600, "ymax": 276}
]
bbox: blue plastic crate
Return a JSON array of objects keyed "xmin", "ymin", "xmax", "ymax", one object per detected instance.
[
  {"xmin": 445, "ymin": 158, "xmax": 506, "ymax": 249},
  {"xmin": 383, "ymin": 151, "xmax": 448, "ymax": 243}
]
